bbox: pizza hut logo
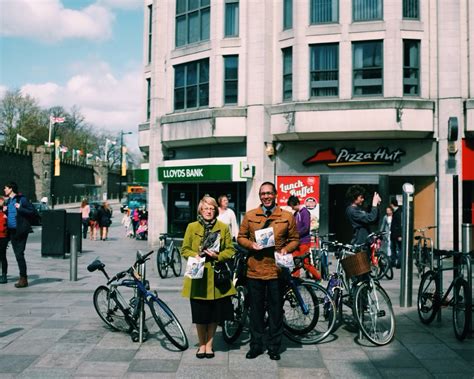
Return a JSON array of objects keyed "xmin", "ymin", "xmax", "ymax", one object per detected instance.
[{"xmin": 303, "ymin": 147, "xmax": 405, "ymax": 167}]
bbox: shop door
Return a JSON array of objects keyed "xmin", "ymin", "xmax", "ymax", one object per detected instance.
[{"xmin": 329, "ymin": 184, "xmax": 379, "ymax": 244}]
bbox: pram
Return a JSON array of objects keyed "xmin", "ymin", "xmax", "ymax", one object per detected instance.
[{"xmin": 136, "ymin": 219, "xmax": 148, "ymax": 240}]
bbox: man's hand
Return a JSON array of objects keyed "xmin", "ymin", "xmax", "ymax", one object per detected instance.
[
  {"xmin": 280, "ymin": 248, "xmax": 288, "ymax": 255},
  {"xmin": 250, "ymin": 242, "xmax": 263, "ymax": 250},
  {"xmin": 372, "ymin": 192, "xmax": 382, "ymax": 207}
]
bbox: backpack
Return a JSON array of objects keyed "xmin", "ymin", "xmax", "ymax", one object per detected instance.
[{"xmin": 89, "ymin": 206, "xmax": 98, "ymax": 221}]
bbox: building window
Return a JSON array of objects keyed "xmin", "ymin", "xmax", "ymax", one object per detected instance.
[
  {"xmin": 403, "ymin": 0, "xmax": 419, "ymax": 19},
  {"xmin": 353, "ymin": 40, "xmax": 383, "ymax": 96},
  {"xmin": 224, "ymin": 0, "xmax": 239, "ymax": 37},
  {"xmin": 403, "ymin": 40, "xmax": 420, "ymax": 96},
  {"xmin": 283, "ymin": 0, "xmax": 293, "ymax": 30},
  {"xmin": 176, "ymin": 0, "xmax": 210, "ymax": 48},
  {"xmin": 146, "ymin": 78, "xmax": 151, "ymax": 121},
  {"xmin": 310, "ymin": 43, "xmax": 339, "ymax": 97},
  {"xmin": 310, "ymin": 0, "xmax": 338, "ymax": 24},
  {"xmin": 282, "ymin": 47, "xmax": 293, "ymax": 101},
  {"xmin": 174, "ymin": 59, "xmax": 209, "ymax": 110},
  {"xmin": 224, "ymin": 55, "xmax": 238, "ymax": 104},
  {"xmin": 147, "ymin": 5, "xmax": 152, "ymax": 64},
  {"xmin": 353, "ymin": 0, "xmax": 382, "ymax": 21}
]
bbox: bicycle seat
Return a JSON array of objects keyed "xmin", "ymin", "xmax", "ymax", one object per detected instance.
[
  {"xmin": 159, "ymin": 233, "xmax": 168, "ymax": 240},
  {"xmin": 414, "ymin": 236, "xmax": 421, "ymax": 241},
  {"xmin": 87, "ymin": 259, "xmax": 105, "ymax": 272}
]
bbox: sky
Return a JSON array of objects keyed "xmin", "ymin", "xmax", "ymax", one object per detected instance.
[{"xmin": 0, "ymin": 0, "xmax": 144, "ymax": 150}]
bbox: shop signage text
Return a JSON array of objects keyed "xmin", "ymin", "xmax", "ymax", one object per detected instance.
[
  {"xmin": 303, "ymin": 147, "xmax": 406, "ymax": 167},
  {"xmin": 157, "ymin": 165, "xmax": 232, "ymax": 182}
]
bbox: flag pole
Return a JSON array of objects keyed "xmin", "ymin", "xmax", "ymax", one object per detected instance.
[{"xmin": 48, "ymin": 117, "xmax": 53, "ymax": 146}]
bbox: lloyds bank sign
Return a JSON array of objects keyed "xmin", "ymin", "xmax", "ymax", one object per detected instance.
[{"xmin": 157, "ymin": 165, "xmax": 233, "ymax": 183}]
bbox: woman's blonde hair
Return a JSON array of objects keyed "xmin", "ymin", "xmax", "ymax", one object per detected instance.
[
  {"xmin": 81, "ymin": 199, "xmax": 88, "ymax": 207},
  {"xmin": 197, "ymin": 195, "xmax": 218, "ymax": 218}
]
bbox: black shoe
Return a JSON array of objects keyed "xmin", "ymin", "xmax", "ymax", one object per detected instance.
[
  {"xmin": 0, "ymin": 274, "xmax": 6, "ymax": 284},
  {"xmin": 196, "ymin": 349, "xmax": 206, "ymax": 359},
  {"xmin": 246, "ymin": 349, "xmax": 264, "ymax": 359},
  {"xmin": 268, "ymin": 351, "xmax": 280, "ymax": 361},
  {"xmin": 205, "ymin": 350, "xmax": 215, "ymax": 359}
]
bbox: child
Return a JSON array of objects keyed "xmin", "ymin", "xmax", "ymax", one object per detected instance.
[{"xmin": 0, "ymin": 198, "xmax": 9, "ymax": 283}]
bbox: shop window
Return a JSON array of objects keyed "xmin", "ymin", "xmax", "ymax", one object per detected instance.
[
  {"xmin": 310, "ymin": 43, "xmax": 339, "ymax": 97},
  {"xmin": 174, "ymin": 59, "xmax": 209, "ymax": 111},
  {"xmin": 176, "ymin": 0, "xmax": 210, "ymax": 48},
  {"xmin": 403, "ymin": 39, "xmax": 420, "ymax": 96},
  {"xmin": 310, "ymin": 0, "xmax": 338, "ymax": 24},
  {"xmin": 282, "ymin": 47, "xmax": 293, "ymax": 101},
  {"xmin": 353, "ymin": 40, "xmax": 383, "ymax": 96},
  {"xmin": 353, "ymin": 0, "xmax": 382, "ymax": 21}
]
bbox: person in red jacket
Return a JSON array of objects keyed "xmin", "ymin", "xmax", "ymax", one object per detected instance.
[{"xmin": 0, "ymin": 197, "xmax": 9, "ymax": 284}]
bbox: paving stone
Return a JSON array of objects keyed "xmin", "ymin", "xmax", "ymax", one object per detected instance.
[
  {"xmin": 278, "ymin": 368, "xmax": 331, "ymax": 378},
  {"xmin": 404, "ymin": 344, "xmax": 463, "ymax": 360},
  {"xmin": 128, "ymin": 358, "xmax": 180, "ymax": 373},
  {"xmin": 397, "ymin": 332, "xmax": 443, "ymax": 344},
  {"xmin": 318, "ymin": 346, "xmax": 369, "ymax": 360},
  {"xmin": 419, "ymin": 359, "xmax": 474, "ymax": 374},
  {"xmin": 277, "ymin": 349, "xmax": 325, "ymax": 368},
  {"xmin": 58, "ymin": 329, "xmax": 105, "ymax": 344},
  {"xmin": 37, "ymin": 320, "xmax": 79, "ymax": 329},
  {"xmin": 324, "ymin": 360, "xmax": 382, "ymax": 378},
  {"xmin": 32, "ymin": 353, "xmax": 84, "ymax": 369},
  {"xmin": 84, "ymin": 348, "xmax": 138, "ymax": 362},
  {"xmin": 452, "ymin": 348, "xmax": 474, "ymax": 364},
  {"xmin": 75, "ymin": 361, "xmax": 130, "ymax": 377},
  {"xmin": 228, "ymin": 352, "xmax": 278, "ymax": 372},
  {"xmin": 379, "ymin": 367, "xmax": 433, "ymax": 378},
  {"xmin": 0, "ymin": 355, "xmax": 38, "ymax": 373},
  {"xmin": 366, "ymin": 349, "xmax": 420, "ymax": 368},
  {"xmin": 2, "ymin": 340, "xmax": 57, "ymax": 355},
  {"xmin": 18, "ymin": 368, "xmax": 75, "ymax": 379}
]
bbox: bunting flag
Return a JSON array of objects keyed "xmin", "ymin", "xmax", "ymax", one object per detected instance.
[
  {"xmin": 54, "ymin": 138, "xmax": 60, "ymax": 176},
  {"xmin": 121, "ymin": 146, "xmax": 127, "ymax": 176},
  {"xmin": 50, "ymin": 116, "xmax": 65, "ymax": 124},
  {"xmin": 59, "ymin": 145, "xmax": 68, "ymax": 153}
]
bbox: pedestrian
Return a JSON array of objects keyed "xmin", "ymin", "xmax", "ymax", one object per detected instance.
[
  {"xmin": 0, "ymin": 197, "xmax": 9, "ymax": 284},
  {"xmin": 180, "ymin": 195, "xmax": 236, "ymax": 359},
  {"xmin": 89, "ymin": 204, "xmax": 99, "ymax": 241},
  {"xmin": 380, "ymin": 206, "xmax": 393, "ymax": 258},
  {"xmin": 217, "ymin": 194, "xmax": 239, "ymax": 240},
  {"xmin": 237, "ymin": 182, "xmax": 299, "ymax": 361},
  {"xmin": 390, "ymin": 198, "xmax": 402, "ymax": 268},
  {"xmin": 97, "ymin": 201, "xmax": 112, "ymax": 241},
  {"xmin": 287, "ymin": 195, "xmax": 321, "ymax": 280},
  {"xmin": 131, "ymin": 207, "xmax": 140, "ymax": 237},
  {"xmin": 3, "ymin": 181, "xmax": 35, "ymax": 288},
  {"xmin": 345, "ymin": 185, "xmax": 381, "ymax": 246},
  {"xmin": 80, "ymin": 199, "xmax": 90, "ymax": 239}
]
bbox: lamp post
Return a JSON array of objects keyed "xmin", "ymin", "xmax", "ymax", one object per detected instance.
[{"xmin": 119, "ymin": 130, "xmax": 132, "ymax": 202}]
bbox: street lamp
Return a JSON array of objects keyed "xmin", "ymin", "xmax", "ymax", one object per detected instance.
[{"xmin": 119, "ymin": 130, "xmax": 133, "ymax": 202}]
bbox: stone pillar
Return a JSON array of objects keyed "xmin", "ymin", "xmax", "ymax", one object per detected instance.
[
  {"xmin": 30, "ymin": 145, "xmax": 52, "ymax": 203},
  {"xmin": 93, "ymin": 162, "xmax": 108, "ymax": 201}
]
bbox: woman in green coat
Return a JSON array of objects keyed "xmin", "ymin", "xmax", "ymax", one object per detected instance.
[{"xmin": 181, "ymin": 195, "xmax": 236, "ymax": 359}]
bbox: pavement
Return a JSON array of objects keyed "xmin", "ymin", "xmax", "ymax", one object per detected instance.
[{"xmin": 0, "ymin": 214, "xmax": 473, "ymax": 378}]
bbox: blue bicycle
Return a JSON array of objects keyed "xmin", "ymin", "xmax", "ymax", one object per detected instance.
[{"xmin": 88, "ymin": 250, "xmax": 189, "ymax": 350}]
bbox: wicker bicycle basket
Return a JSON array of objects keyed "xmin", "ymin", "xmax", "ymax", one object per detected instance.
[{"xmin": 341, "ymin": 252, "xmax": 371, "ymax": 278}]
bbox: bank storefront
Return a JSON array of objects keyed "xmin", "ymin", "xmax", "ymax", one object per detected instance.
[
  {"xmin": 275, "ymin": 139, "xmax": 437, "ymax": 243},
  {"xmin": 157, "ymin": 158, "xmax": 253, "ymax": 237}
]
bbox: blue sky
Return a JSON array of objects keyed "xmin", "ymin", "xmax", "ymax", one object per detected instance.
[{"xmin": 0, "ymin": 0, "xmax": 144, "ymax": 146}]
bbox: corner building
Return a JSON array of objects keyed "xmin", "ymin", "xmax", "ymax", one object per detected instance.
[{"xmin": 140, "ymin": 0, "xmax": 474, "ymax": 249}]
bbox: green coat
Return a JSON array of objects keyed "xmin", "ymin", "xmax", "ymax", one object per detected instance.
[{"xmin": 181, "ymin": 220, "xmax": 236, "ymax": 300}]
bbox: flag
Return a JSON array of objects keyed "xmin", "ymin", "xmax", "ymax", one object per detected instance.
[
  {"xmin": 54, "ymin": 138, "xmax": 60, "ymax": 176},
  {"xmin": 50, "ymin": 116, "xmax": 65, "ymax": 124},
  {"xmin": 59, "ymin": 145, "xmax": 68, "ymax": 153}
]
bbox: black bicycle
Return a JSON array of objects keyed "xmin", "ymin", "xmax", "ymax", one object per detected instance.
[
  {"xmin": 157, "ymin": 233, "xmax": 182, "ymax": 278},
  {"xmin": 88, "ymin": 250, "xmax": 189, "ymax": 350}
]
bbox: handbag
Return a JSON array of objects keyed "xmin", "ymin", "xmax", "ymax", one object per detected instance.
[{"xmin": 214, "ymin": 260, "xmax": 231, "ymax": 287}]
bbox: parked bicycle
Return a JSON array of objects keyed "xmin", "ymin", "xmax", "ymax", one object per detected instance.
[
  {"xmin": 310, "ymin": 231, "xmax": 336, "ymax": 281},
  {"xmin": 157, "ymin": 233, "xmax": 182, "ymax": 278},
  {"xmin": 413, "ymin": 225, "xmax": 437, "ymax": 277},
  {"xmin": 323, "ymin": 241, "xmax": 396, "ymax": 346},
  {"xmin": 87, "ymin": 250, "xmax": 189, "ymax": 350},
  {"xmin": 417, "ymin": 249, "xmax": 472, "ymax": 341},
  {"xmin": 367, "ymin": 231, "xmax": 393, "ymax": 280},
  {"xmin": 222, "ymin": 246, "xmax": 336, "ymax": 345}
]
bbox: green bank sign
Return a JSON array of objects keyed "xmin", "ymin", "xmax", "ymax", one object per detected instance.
[{"xmin": 157, "ymin": 165, "xmax": 232, "ymax": 183}]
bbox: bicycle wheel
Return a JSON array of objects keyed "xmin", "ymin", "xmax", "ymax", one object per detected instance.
[
  {"xmin": 93, "ymin": 286, "xmax": 130, "ymax": 332},
  {"xmin": 283, "ymin": 282, "xmax": 319, "ymax": 335},
  {"xmin": 413, "ymin": 243, "xmax": 422, "ymax": 277},
  {"xmin": 157, "ymin": 247, "xmax": 169, "ymax": 279},
  {"xmin": 148, "ymin": 297, "xmax": 188, "ymax": 350},
  {"xmin": 417, "ymin": 270, "xmax": 439, "ymax": 324},
  {"xmin": 171, "ymin": 247, "xmax": 182, "ymax": 277},
  {"xmin": 223, "ymin": 285, "xmax": 248, "ymax": 343},
  {"xmin": 321, "ymin": 252, "xmax": 329, "ymax": 281},
  {"xmin": 453, "ymin": 279, "xmax": 471, "ymax": 341},
  {"xmin": 354, "ymin": 281, "xmax": 395, "ymax": 346},
  {"xmin": 376, "ymin": 252, "xmax": 391, "ymax": 280}
]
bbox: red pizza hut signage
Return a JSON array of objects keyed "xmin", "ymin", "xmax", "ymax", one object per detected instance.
[
  {"xmin": 276, "ymin": 176, "xmax": 320, "ymax": 206},
  {"xmin": 303, "ymin": 147, "xmax": 405, "ymax": 167}
]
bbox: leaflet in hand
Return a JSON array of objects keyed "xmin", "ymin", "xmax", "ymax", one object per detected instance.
[
  {"xmin": 255, "ymin": 227, "xmax": 275, "ymax": 248},
  {"xmin": 202, "ymin": 231, "xmax": 221, "ymax": 253},
  {"xmin": 184, "ymin": 256, "xmax": 205, "ymax": 279}
]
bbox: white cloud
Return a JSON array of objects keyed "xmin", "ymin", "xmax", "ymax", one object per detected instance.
[
  {"xmin": 21, "ymin": 62, "xmax": 142, "ymax": 138},
  {"xmin": 0, "ymin": 85, "xmax": 7, "ymax": 99},
  {"xmin": 97, "ymin": 0, "xmax": 143, "ymax": 9},
  {"xmin": 0, "ymin": 0, "xmax": 114, "ymax": 42}
]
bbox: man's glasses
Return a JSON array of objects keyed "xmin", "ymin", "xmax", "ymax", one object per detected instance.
[{"xmin": 259, "ymin": 192, "xmax": 275, "ymax": 196}]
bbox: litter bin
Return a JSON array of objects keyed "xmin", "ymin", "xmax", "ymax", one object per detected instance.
[
  {"xmin": 66, "ymin": 212, "xmax": 82, "ymax": 254},
  {"xmin": 41, "ymin": 210, "xmax": 67, "ymax": 258}
]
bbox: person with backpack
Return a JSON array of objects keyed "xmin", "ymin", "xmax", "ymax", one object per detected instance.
[
  {"xmin": 3, "ymin": 181, "xmax": 34, "ymax": 288},
  {"xmin": 89, "ymin": 204, "xmax": 99, "ymax": 241}
]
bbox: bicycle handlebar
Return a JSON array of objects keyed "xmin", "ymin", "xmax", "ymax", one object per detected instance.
[
  {"xmin": 135, "ymin": 250, "xmax": 155, "ymax": 266},
  {"xmin": 414, "ymin": 225, "xmax": 437, "ymax": 234}
]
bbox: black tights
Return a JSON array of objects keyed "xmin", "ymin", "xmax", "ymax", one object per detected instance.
[{"xmin": 0, "ymin": 238, "xmax": 8, "ymax": 275}]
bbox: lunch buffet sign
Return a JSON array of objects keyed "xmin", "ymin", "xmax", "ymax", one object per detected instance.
[{"xmin": 303, "ymin": 147, "xmax": 405, "ymax": 167}]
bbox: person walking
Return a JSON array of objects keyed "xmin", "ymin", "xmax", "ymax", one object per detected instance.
[
  {"xmin": 97, "ymin": 201, "xmax": 112, "ymax": 241},
  {"xmin": 287, "ymin": 195, "xmax": 321, "ymax": 280},
  {"xmin": 380, "ymin": 206, "xmax": 393, "ymax": 259},
  {"xmin": 389, "ymin": 198, "xmax": 402, "ymax": 268},
  {"xmin": 238, "ymin": 182, "xmax": 299, "ymax": 361},
  {"xmin": 181, "ymin": 195, "xmax": 236, "ymax": 359},
  {"xmin": 0, "ymin": 197, "xmax": 9, "ymax": 284},
  {"xmin": 345, "ymin": 185, "xmax": 381, "ymax": 246},
  {"xmin": 217, "ymin": 194, "xmax": 239, "ymax": 240},
  {"xmin": 80, "ymin": 199, "xmax": 90, "ymax": 239},
  {"xmin": 3, "ymin": 181, "xmax": 34, "ymax": 288}
]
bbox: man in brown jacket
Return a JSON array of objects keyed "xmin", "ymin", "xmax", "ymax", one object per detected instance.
[{"xmin": 238, "ymin": 182, "xmax": 299, "ymax": 360}]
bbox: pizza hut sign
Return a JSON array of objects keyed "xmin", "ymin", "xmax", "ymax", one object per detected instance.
[{"xmin": 303, "ymin": 147, "xmax": 405, "ymax": 167}]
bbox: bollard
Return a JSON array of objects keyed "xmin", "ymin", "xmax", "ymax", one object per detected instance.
[
  {"xmin": 70, "ymin": 235, "xmax": 78, "ymax": 281},
  {"xmin": 461, "ymin": 223, "xmax": 474, "ymax": 253},
  {"xmin": 400, "ymin": 183, "xmax": 415, "ymax": 307},
  {"xmin": 137, "ymin": 252, "xmax": 146, "ymax": 344}
]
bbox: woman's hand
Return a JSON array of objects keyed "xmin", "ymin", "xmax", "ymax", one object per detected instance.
[{"xmin": 203, "ymin": 249, "xmax": 219, "ymax": 259}]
